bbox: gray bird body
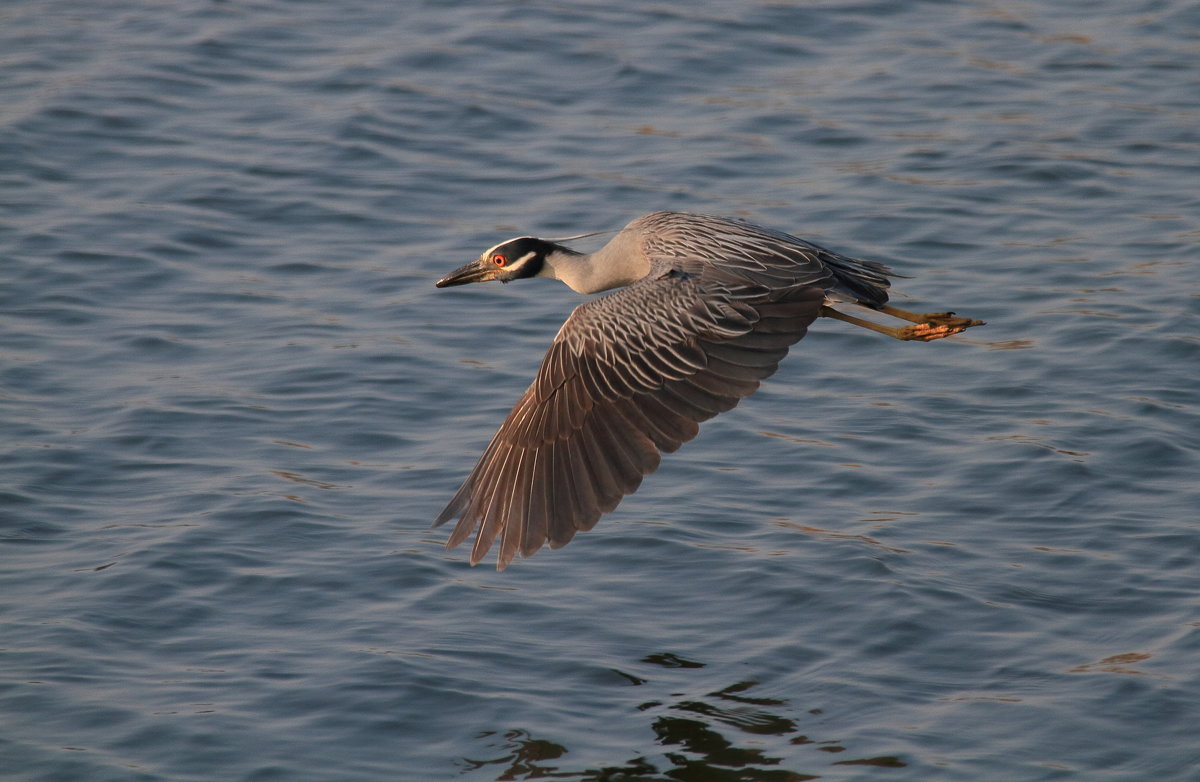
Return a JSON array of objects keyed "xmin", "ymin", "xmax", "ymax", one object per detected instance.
[{"xmin": 433, "ymin": 211, "xmax": 980, "ymax": 569}]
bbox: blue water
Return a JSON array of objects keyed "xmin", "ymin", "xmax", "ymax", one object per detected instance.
[{"xmin": 3, "ymin": 1, "xmax": 1199, "ymax": 779}]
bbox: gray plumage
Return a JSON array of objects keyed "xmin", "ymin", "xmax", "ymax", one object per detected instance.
[{"xmin": 433, "ymin": 211, "xmax": 981, "ymax": 569}]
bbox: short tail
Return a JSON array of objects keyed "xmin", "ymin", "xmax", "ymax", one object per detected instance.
[{"xmin": 816, "ymin": 245, "xmax": 898, "ymax": 309}]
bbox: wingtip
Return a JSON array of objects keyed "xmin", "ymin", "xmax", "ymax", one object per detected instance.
[
  {"xmin": 433, "ymin": 490, "xmax": 470, "ymax": 530},
  {"xmin": 464, "ymin": 549, "xmax": 509, "ymax": 571}
]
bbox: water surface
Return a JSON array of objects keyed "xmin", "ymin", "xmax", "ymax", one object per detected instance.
[{"xmin": 2, "ymin": 1, "xmax": 1199, "ymax": 779}]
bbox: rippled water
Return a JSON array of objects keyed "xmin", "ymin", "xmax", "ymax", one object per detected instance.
[{"xmin": 3, "ymin": 1, "xmax": 1199, "ymax": 780}]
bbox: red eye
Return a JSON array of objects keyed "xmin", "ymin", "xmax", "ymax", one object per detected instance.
[{"xmin": 492, "ymin": 254, "xmax": 507, "ymax": 267}]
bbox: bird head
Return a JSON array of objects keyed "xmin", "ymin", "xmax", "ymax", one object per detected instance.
[{"xmin": 436, "ymin": 237, "xmax": 558, "ymax": 288}]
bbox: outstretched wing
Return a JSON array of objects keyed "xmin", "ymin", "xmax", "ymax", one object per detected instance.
[{"xmin": 433, "ymin": 261, "xmax": 827, "ymax": 569}]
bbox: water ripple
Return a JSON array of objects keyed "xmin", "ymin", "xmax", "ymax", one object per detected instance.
[{"xmin": 3, "ymin": 0, "xmax": 1199, "ymax": 780}]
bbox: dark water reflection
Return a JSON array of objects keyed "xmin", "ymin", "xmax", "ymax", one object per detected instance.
[{"xmin": 460, "ymin": 656, "xmax": 898, "ymax": 781}]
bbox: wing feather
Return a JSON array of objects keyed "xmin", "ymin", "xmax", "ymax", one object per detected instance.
[{"xmin": 435, "ymin": 259, "xmax": 827, "ymax": 568}]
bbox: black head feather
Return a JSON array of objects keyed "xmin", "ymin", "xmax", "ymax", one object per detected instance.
[{"xmin": 484, "ymin": 237, "xmax": 566, "ymax": 282}]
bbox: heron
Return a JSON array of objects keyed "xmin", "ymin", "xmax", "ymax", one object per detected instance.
[{"xmin": 433, "ymin": 211, "xmax": 983, "ymax": 569}]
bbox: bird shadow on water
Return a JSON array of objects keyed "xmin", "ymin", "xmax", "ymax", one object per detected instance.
[{"xmin": 454, "ymin": 653, "xmax": 905, "ymax": 781}]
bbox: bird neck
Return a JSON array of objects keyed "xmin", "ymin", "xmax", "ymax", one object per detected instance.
[{"xmin": 537, "ymin": 232, "xmax": 649, "ymax": 294}]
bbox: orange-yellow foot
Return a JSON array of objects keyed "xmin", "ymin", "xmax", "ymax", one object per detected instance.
[{"xmin": 897, "ymin": 313, "xmax": 986, "ymax": 341}]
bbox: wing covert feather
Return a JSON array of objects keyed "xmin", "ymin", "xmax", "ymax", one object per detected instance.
[{"xmin": 435, "ymin": 265, "xmax": 826, "ymax": 569}]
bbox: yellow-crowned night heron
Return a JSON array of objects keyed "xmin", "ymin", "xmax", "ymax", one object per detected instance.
[{"xmin": 433, "ymin": 211, "xmax": 983, "ymax": 569}]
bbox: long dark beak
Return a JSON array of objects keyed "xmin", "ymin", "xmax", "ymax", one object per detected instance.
[{"xmin": 435, "ymin": 259, "xmax": 495, "ymax": 288}]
